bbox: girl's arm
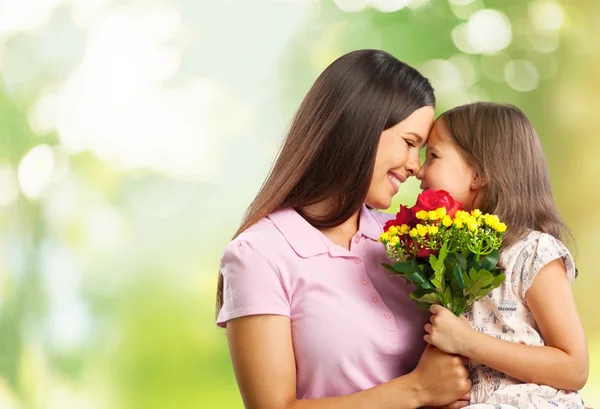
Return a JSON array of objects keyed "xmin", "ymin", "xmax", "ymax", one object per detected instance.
[
  {"xmin": 425, "ymin": 259, "xmax": 589, "ymax": 391},
  {"xmin": 226, "ymin": 314, "xmax": 471, "ymax": 409}
]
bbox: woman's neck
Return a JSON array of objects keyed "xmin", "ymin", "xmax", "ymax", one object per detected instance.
[{"xmin": 301, "ymin": 201, "xmax": 360, "ymax": 250}]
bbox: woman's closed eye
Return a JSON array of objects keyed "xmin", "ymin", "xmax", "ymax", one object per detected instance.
[{"xmin": 404, "ymin": 139, "xmax": 416, "ymax": 148}]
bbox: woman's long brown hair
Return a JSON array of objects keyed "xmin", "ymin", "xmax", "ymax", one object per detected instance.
[{"xmin": 216, "ymin": 49, "xmax": 435, "ymax": 316}]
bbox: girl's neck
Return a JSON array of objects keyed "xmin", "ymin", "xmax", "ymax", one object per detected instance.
[{"xmin": 301, "ymin": 201, "xmax": 360, "ymax": 250}]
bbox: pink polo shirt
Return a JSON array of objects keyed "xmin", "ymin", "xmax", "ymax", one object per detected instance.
[{"xmin": 217, "ymin": 205, "xmax": 430, "ymax": 399}]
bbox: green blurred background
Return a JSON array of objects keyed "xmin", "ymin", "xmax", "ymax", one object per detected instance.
[{"xmin": 0, "ymin": 0, "xmax": 598, "ymax": 408}]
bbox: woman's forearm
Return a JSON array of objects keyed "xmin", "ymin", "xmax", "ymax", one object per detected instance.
[
  {"xmin": 463, "ymin": 331, "xmax": 587, "ymax": 390},
  {"xmin": 285, "ymin": 373, "xmax": 423, "ymax": 409}
]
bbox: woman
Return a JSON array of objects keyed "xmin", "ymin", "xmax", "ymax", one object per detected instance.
[{"xmin": 216, "ymin": 49, "xmax": 471, "ymax": 409}]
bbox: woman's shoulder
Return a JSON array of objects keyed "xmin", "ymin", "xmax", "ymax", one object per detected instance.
[
  {"xmin": 225, "ymin": 216, "xmax": 286, "ymax": 258},
  {"xmin": 219, "ymin": 217, "xmax": 293, "ymax": 290},
  {"xmin": 235, "ymin": 216, "xmax": 280, "ymax": 244}
]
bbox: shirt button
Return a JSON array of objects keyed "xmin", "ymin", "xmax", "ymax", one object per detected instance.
[
  {"xmin": 361, "ymin": 277, "xmax": 369, "ymax": 285},
  {"xmin": 353, "ymin": 257, "xmax": 361, "ymax": 264},
  {"xmin": 384, "ymin": 312, "xmax": 392, "ymax": 319},
  {"xmin": 354, "ymin": 236, "xmax": 360, "ymax": 244},
  {"xmin": 371, "ymin": 296, "xmax": 380, "ymax": 303}
]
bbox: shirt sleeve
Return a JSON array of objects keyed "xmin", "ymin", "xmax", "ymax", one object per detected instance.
[
  {"xmin": 217, "ymin": 239, "xmax": 291, "ymax": 328},
  {"xmin": 513, "ymin": 233, "xmax": 577, "ymax": 301}
]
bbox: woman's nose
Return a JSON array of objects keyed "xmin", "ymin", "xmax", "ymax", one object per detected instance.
[
  {"xmin": 415, "ymin": 163, "xmax": 425, "ymax": 180},
  {"xmin": 406, "ymin": 153, "xmax": 421, "ymax": 177}
]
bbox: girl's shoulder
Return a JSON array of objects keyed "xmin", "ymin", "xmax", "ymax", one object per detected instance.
[
  {"xmin": 503, "ymin": 230, "xmax": 572, "ymax": 263},
  {"xmin": 501, "ymin": 231, "xmax": 576, "ymax": 298}
]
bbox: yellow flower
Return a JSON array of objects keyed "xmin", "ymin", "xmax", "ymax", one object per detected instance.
[
  {"xmin": 428, "ymin": 225, "xmax": 439, "ymax": 235},
  {"xmin": 484, "ymin": 214, "xmax": 500, "ymax": 227},
  {"xmin": 400, "ymin": 224, "xmax": 410, "ymax": 235},
  {"xmin": 409, "ymin": 228, "xmax": 418, "ymax": 238},
  {"xmin": 436, "ymin": 207, "xmax": 447, "ymax": 218},
  {"xmin": 471, "ymin": 209, "xmax": 482, "ymax": 218},
  {"xmin": 379, "ymin": 232, "xmax": 390, "ymax": 242},
  {"xmin": 468, "ymin": 221, "xmax": 478, "ymax": 232},
  {"xmin": 416, "ymin": 210, "xmax": 428, "ymax": 220},
  {"xmin": 428, "ymin": 210, "xmax": 439, "ymax": 221},
  {"xmin": 442, "ymin": 215, "xmax": 453, "ymax": 227},
  {"xmin": 496, "ymin": 222, "xmax": 507, "ymax": 233},
  {"xmin": 388, "ymin": 226, "xmax": 399, "ymax": 236},
  {"xmin": 389, "ymin": 236, "xmax": 400, "ymax": 246},
  {"xmin": 454, "ymin": 219, "xmax": 464, "ymax": 229},
  {"xmin": 416, "ymin": 224, "xmax": 428, "ymax": 237},
  {"xmin": 455, "ymin": 210, "xmax": 469, "ymax": 220}
]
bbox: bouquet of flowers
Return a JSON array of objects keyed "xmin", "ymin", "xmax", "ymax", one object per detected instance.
[{"xmin": 379, "ymin": 190, "xmax": 507, "ymax": 316}]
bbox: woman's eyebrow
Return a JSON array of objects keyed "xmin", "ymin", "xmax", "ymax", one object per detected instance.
[{"xmin": 404, "ymin": 132, "xmax": 424, "ymax": 144}]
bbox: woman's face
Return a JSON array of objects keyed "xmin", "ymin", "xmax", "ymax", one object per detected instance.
[
  {"xmin": 416, "ymin": 119, "xmax": 478, "ymax": 210},
  {"xmin": 365, "ymin": 106, "xmax": 435, "ymax": 210}
]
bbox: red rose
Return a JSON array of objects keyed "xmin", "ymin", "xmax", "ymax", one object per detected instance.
[
  {"xmin": 384, "ymin": 205, "xmax": 416, "ymax": 230},
  {"xmin": 417, "ymin": 248, "xmax": 436, "ymax": 258},
  {"xmin": 412, "ymin": 190, "xmax": 462, "ymax": 217}
]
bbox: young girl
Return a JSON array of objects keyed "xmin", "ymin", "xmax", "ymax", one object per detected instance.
[{"xmin": 417, "ymin": 102, "xmax": 589, "ymax": 409}]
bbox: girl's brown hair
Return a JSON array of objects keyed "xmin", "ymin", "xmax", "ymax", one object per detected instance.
[
  {"xmin": 216, "ymin": 49, "xmax": 435, "ymax": 315},
  {"xmin": 438, "ymin": 102, "xmax": 569, "ymax": 249}
]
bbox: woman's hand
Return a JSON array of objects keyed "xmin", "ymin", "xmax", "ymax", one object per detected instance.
[
  {"xmin": 410, "ymin": 344, "xmax": 471, "ymax": 407},
  {"xmin": 424, "ymin": 305, "xmax": 473, "ymax": 355}
]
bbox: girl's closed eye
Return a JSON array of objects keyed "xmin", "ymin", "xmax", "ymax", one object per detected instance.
[{"xmin": 429, "ymin": 151, "xmax": 438, "ymax": 159}]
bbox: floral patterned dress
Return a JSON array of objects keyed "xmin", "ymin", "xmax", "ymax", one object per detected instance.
[{"xmin": 463, "ymin": 231, "xmax": 585, "ymax": 409}]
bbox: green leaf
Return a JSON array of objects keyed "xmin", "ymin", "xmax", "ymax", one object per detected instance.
[
  {"xmin": 408, "ymin": 271, "xmax": 434, "ymax": 290},
  {"xmin": 428, "ymin": 242, "xmax": 448, "ymax": 291},
  {"xmin": 451, "ymin": 264, "xmax": 465, "ymax": 290},
  {"xmin": 410, "ymin": 291, "xmax": 442, "ymax": 307},
  {"xmin": 472, "ymin": 288, "xmax": 494, "ymax": 300},
  {"xmin": 411, "ymin": 287, "xmax": 437, "ymax": 298},
  {"xmin": 451, "ymin": 290, "xmax": 465, "ymax": 316},
  {"xmin": 463, "ymin": 267, "xmax": 474, "ymax": 289},
  {"xmin": 445, "ymin": 253, "xmax": 465, "ymax": 293},
  {"xmin": 470, "ymin": 273, "xmax": 506, "ymax": 300},
  {"xmin": 441, "ymin": 286, "xmax": 453, "ymax": 309},
  {"xmin": 456, "ymin": 253, "xmax": 468, "ymax": 272},
  {"xmin": 429, "ymin": 254, "xmax": 438, "ymax": 268},
  {"xmin": 411, "ymin": 258, "xmax": 425, "ymax": 272},
  {"xmin": 381, "ymin": 263, "xmax": 395, "ymax": 272},
  {"xmin": 393, "ymin": 262, "xmax": 421, "ymax": 274},
  {"xmin": 428, "ymin": 256, "xmax": 443, "ymax": 290},
  {"xmin": 465, "ymin": 268, "xmax": 495, "ymax": 293},
  {"xmin": 480, "ymin": 250, "xmax": 500, "ymax": 271},
  {"xmin": 490, "ymin": 273, "xmax": 506, "ymax": 288},
  {"xmin": 421, "ymin": 263, "xmax": 435, "ymax": 279}
]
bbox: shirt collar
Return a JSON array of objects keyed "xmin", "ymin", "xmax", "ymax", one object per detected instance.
[{"xmin": 267, "ymin": 204, "xmax": 383, "ymax": 258}]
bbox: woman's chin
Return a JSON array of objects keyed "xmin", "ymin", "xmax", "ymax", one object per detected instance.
[{"xmin": 367, "ymin": 198, "xmax": 392, "ymax": 211}]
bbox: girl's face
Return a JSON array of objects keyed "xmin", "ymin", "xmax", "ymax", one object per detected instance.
[
  {"xmin": 365, "ymin": 106, "xmax": 435, "ymax": 210},
  {"xmin": 416, "ymin": 119, "xmax": 479, "ymax": 210}
]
